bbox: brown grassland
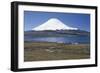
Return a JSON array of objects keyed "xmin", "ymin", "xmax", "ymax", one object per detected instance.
[{"xmin": 24, "ymin": 42, "xmax": 90, "ymax": 62}]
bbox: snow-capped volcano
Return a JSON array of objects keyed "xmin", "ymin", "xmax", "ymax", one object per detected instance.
[{"xmin": 32, "ymin": 18, "xmax": 78, "ymax": 31}]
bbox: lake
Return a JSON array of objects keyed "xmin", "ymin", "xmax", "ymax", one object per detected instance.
[{"xmin": 24, "ymin": 35, "xmax": 90, "ymax": 44}]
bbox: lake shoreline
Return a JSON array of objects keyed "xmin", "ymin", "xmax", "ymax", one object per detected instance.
[{"xmin": 24, "ymin": 41, "xmax": 90, "ymax": 45}]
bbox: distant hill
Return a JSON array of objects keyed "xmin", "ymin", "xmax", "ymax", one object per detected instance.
[{"xmin": 24, "ymin": 30, "xmax": 90, "ymax": 37}]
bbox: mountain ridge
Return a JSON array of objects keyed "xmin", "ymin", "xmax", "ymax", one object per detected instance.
[{"xmin": 25, "ymin": 30, "xmax": 90, "ymax": 37}]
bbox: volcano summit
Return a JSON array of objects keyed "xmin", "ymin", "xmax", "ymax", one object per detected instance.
[{"xmin": 32, "ymin": 18, "xmax": 78, "ymax": 31}]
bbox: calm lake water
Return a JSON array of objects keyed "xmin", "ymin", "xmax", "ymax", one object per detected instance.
[{"xmin": 24, "ymin": 35, "xmax": 90, "ymax": 44}]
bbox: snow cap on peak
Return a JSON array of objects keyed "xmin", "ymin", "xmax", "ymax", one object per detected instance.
[{"xmin": 32, "ymin": 18, "xmax": 78, "ymax": 31}]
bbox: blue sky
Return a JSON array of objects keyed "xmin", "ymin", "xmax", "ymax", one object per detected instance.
[{"xmin": 24, "ymin": 11, "xmax": 90, "ymax": 31}]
